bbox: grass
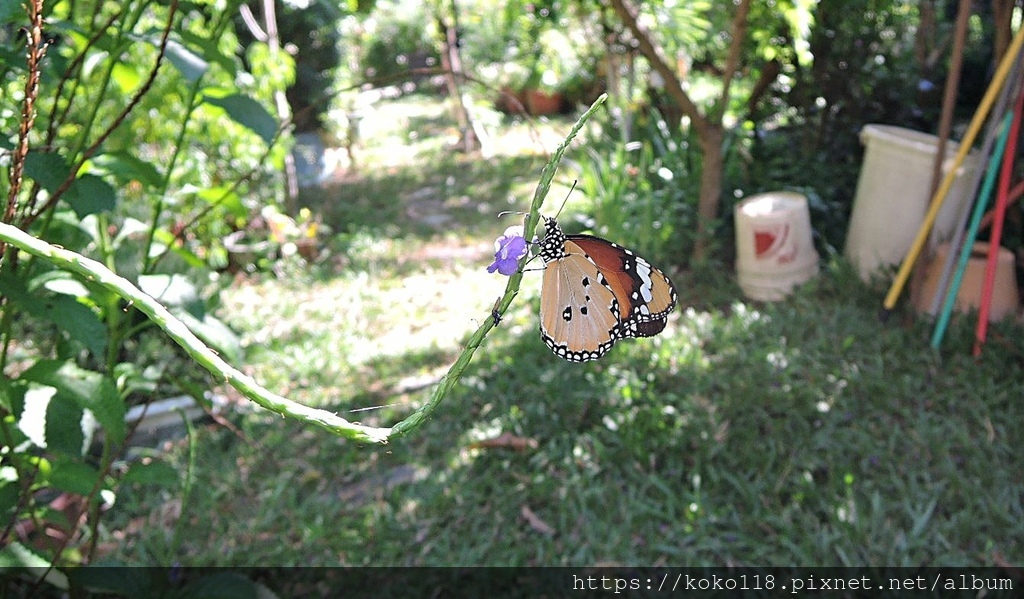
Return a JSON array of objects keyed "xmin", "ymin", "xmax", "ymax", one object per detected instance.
[{"xmin": 98, "ymin": 93, "xmax": 1024, "ymax": 569}]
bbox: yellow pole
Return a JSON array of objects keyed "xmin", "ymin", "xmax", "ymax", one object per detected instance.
[{"xmin": 882, "ymin": 25, "xmax": 1024, "ymax": 312}]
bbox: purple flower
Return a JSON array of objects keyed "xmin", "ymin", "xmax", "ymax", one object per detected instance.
[{"xmin": 487, "ymin": 225, "xmax": 528, "ymax": 276}]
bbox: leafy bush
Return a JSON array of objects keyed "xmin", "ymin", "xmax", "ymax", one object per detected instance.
[
  {"xmin": 575, "ymin": 108, "xmax": 706, "ymax": 263},
  {"xmin": 0, "ymin": 0, "xmax": 290, "ymax": 575}
]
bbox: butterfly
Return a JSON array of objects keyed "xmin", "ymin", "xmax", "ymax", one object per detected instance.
[{"xmin": 538, "ymin": 216, "xmax": 677, "ymax": 362}]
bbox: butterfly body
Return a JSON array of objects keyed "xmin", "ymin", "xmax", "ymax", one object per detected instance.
[{"xmin": 538, "ymin": 217, "xmax": 677, "ymax": 362}]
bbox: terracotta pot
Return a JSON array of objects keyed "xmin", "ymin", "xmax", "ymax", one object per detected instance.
[
  {"xmin": 524, "ymin": 89, "xmax": 563, "ymax": 115},
  {"xmin": 915, "ymin": 242, "xmax": 1020, "ymax": 322}
]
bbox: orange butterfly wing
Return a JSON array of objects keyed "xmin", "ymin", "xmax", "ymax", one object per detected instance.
[
  {"xmin": 569, "ymin": 235, "xmax": 677, "ymax": 338},
  {"xmin": 538, "ymin": 217, "xmax": 677, "ymax": 361},
  {"xmin": 540, "ymin": 242, "xmax": 621, "ymax": 361}
]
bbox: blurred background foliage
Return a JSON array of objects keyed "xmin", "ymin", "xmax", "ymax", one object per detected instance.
[{"xmin": 3, "ymin": 0, "xmax": 1021, "ymax": 580}]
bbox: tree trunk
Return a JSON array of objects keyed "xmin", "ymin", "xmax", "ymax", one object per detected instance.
[
  {"xmin": 438, "ymin": 2, "xmax": 479, "ymax": 153},
  {"xmin": 695, "ymin": 124, "xmax": 724, "ymax": 263},
  {"xmin": 605, "ymin": 0, "xmax": 753, "ymax": 263}
]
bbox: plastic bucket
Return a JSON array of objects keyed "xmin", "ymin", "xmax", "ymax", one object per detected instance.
[
  {"xmin": 844, "ymin": 124, "xmax": 979, "ymax": 280},
  {"xmin": 735, "ymin": 192, "xmax": 820, "ymax": 301},
  {"xmin": 914, "ymin": 242, "xmax": 1020, "ymax": 322}
]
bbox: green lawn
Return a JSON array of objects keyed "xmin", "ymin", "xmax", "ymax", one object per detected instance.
[{"xmin": 100, "ymin": 94, "xmax": 1024, "ymax": 568}]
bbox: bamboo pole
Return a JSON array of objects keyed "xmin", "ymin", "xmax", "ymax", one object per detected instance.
[
  {"xmin": 930, "ymin": 113, "xmax": 1014, "ymax": 349},
  {"xmin": 882, "ymin": 24, "xmax": 1024, "ymax": 314},
  {"xmin": 974, "ymin": 81, "xmax": 1024, "ymax": 355}
]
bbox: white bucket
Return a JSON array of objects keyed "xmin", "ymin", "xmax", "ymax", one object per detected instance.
[
  {"xmin": 844, "ymin": 124, "xmax": 979, "ymax": 280},
  {"xmin": 735, "ymin": 192, "xmax": 820, "ymax": 301}
]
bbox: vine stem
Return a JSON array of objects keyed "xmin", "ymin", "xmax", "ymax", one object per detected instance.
[
  {"xmin": 0, "ymin": 223, "xmax": 389, "ymax": 444},
  {"xmin": 390, "ymin": 93, "xmax": 607, "ymax": 437},
  {"xmin": 0, "ymin": 93, "xmax": 607, "ymax": 444}
]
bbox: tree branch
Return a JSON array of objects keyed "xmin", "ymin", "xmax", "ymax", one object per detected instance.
[
  {"xmin": 604, "ymin": 0, "xmax": 709, "ymax": 136},
  {"xmin": 716, "ymin": 0, "xmax": 753, "ymax": 122}
]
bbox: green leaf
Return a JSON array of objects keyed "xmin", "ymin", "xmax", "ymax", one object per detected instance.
[
  {"xmin": 89, "ymin": 152, "xmax": 163, "ymax": 189},
  {"xmin": 203, "ymin": 93, "xmax": 277, "ymax": 144},
  {"xmin": 151, "ymin": 228, "xmax": 207, "ymax": 268},
  {"xmin": 0, "ymin": 272, "xmax": 108, "ymax": 357},
  {"xmin": 20, "ymin": 361, "xmax": 126, "ymax": 446},
  {"xmin": 64, "ymin": 174, "xmax": 116, "ymax": 217},
  {"xmin": 49, "ymin": 457, "xmax": 102, "ymax": 496},
  {"xmin": 0, "ymin": 0, "xmax": 23, "ymax": 25},
  {"xmin": 45, "ymin": 392, "xmax": 87, "ymax": 456},
  {"xmin": 122, "ymin": 459, "xmax": 179, "ymax": 486},
  {"xmin": 180, "ymin": 29, "xmax": 238, "ymax": 77},
  {"xmin": 111, "ymin": 59, "xmax": 143, "ymax": 93},
  {"xmin": 0, "ymin": 375, "xmax": 26, "ymax": 414},
  {"xmin": 164, "ymin": 38, "xmax": 209, "ymax": 82},
  {"xmin": 0, "ymin": 467, "xmax": 21, "ymax": 522},
  {"xmin": 0, "ymin": 543, "xmax": 68, "ymax": 582},
  {"xmin": 23, "ymin": 151, "xmax": 71, "ymax": 191},
  {"xmin": 197, "ymin": 186, "xmax": 246, "ymax": 218}
]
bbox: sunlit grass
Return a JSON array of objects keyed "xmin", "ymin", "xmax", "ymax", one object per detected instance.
[{"xmin": 100, "ymin": 93, "xmax": 1024, "ymax": 571}]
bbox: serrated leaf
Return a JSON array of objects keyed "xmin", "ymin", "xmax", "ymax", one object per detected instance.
[
  {"xmin": 45, "ymin": 393, "xmax": 86, "ymax": 456},
  {"xmin": 203, "ymin": 93, "xmax": 277, "ymax": 144},
  {"xmin": 21, "ymin": 361, "xmax": 126, "ymax": 446},
  {"xmin": 0, "ymin": 272, "xmax": 107, "ymax": 357},
  {"xmin": 0, "ymin": 545, "xmax": 70, "ymax": 591},
  {"xmin": 64, "ymin": 174, "xmax": 116, "ymax": 217},
  {"xmin": 0, "ymin": 542, "xmax": 54, "ymax": 570},
  {"xmin": 23, "ymin": 151, "xmax": 71, "ymax": 191}
]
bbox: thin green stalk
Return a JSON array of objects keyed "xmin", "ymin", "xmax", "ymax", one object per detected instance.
[
  {"xmin": 142, "ymin": 78, "xmax": 205, "ymax": 274},
  {"xmin": 66, "ymin": 0, "xmax": 142, "ymax": 162},
  {"xmin": 390, "ymin": 93, "xmax": 607, "ymax": 437},
  {"xmin": 95, "ymin": 212, "xmax": 125, "ymax": 371},
  {"xmin": 168, "ymin": 408, "xmax": 198, "ymax": 560}
]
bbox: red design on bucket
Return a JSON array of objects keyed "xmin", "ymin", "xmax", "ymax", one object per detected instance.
[{"xmin": 754, "ymin": 231, "xmax": 776, "ymax": 257}]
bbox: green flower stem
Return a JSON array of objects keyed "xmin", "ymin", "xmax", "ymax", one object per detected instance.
[
  {"xmin": 390, "ymin": 93, "xmax": 607, "ymax": 437},
  {"xmin": 0, "ymin": 93, "xmax": 606, "ymax": 444},
  {"xmin": 0, "ymin": 222, "xmax": 390, "ymax": 444}
]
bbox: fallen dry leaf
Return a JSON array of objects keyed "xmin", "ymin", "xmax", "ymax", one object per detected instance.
[{"xmin": 521, "ymin": 504, "xmax": 555, "ymax": 536}]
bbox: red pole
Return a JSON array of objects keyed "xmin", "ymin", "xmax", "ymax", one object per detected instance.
[{"xmin": 974, "ymin": 81, "xmax": 1024, "ymax": 356}]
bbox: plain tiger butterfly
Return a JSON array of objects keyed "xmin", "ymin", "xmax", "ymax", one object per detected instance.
[{"xmin": 538, "ymin": 216, "xmax": 677, "ymax": 362}]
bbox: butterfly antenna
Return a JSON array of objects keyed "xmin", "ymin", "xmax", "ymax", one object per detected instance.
[{"xmin": 552, "ymin": 180, "xmax": 578, "ymax": 220}]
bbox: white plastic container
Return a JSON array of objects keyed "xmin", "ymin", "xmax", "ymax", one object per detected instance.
[
  {"xmin": 735, "ymin": 192, "xmax": 820, "ymax": 301},
  {"xmin": 844, "ymin": 124, "xmax": 979, "ymax": 280}
]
